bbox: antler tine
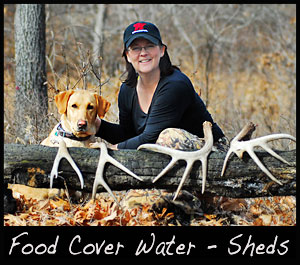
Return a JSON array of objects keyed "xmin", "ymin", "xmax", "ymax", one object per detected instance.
[
  {"xmin": 50, "ymin": 139, "xmax": 84, "ymax": 189},
  {"xmin": 200, "ymin": 121, "xmax": 214, "ymax": 194},
  {"xmin": 253, "ymin": 134, "xmax": 296, "ymax": 145},
  {"xmin": 246, "ymin": 147, "xmax": 283, "ymax": 185},
  {"xmin": 92, "ymin": 142, "xmax": 143, "ymax": 204},
  {"xmin": 105, "ymin": 151, "xmax": 143, "ymax": 182},
  {"xmin": 153, "ymin": 157, "xmax": 177, "ymax": 183},
  {"xmin": 221, "ymin": 122, "xmax": 296, "ymax": 185},
  {"xmin": 173, "ymin": 159, "xmax": 194, "ymax": 200},
  {"xmin": 138, "ymin": 121, "xmax": 214, "ymax": 200},
  {"xmin": 137, "ymin": 143, "xmax": 179, "ymax": 156},
  {"xmin": 138, "ymin": 144, "xmax": 184, "ymax": 183},
  {"xmin": 200, "ymin": 156, "xmax": 208, "ymax": 194},
  {"xmin": 92, "ymin": 151, "xmax": 119, "ymax": 204},
  {"xmin": 221, "ymin": 147, "xmax": 234, "ymax": 176},
  {"xmin": 252, "ymin": 134, "xmax": 296, "ymax": 165}
]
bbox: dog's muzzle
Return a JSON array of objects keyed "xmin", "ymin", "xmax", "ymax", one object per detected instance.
[{"xmin": 77, "ymin": 120, "xmax": 88, "ymax": 131}]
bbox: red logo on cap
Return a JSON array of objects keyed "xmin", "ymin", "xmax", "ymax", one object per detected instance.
[{"xmin": 133, "ymin": 23, "xmax": 146, "ymax": 31}]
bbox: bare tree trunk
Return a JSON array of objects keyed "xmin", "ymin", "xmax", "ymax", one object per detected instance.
[
  {"xmin": 14, "ymin": 4, "xmax": 48, "ymax": 144},
  {"xmin": 92, "ymin": 4, "xmax": 108, "ymax": 94},
  {"xmin": 92, "ymin": 4, "xmax": 108, "ymax": 58},
  {"xmin": 4, "ymin": 144, "xmax": 296, "ymax": 198}
]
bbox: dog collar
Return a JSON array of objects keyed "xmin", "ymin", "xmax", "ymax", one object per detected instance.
[{"xmin": 55, "ymin": 122, "xmax": 91, "ymax": 142}]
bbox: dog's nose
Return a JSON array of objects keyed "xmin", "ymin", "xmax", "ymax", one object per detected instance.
[{"xmin": 77, "ymin": 120, "xmax": 87, "ymax": 130}]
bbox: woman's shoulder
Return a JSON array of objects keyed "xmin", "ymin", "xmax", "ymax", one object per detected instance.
[
  {"xmin": 120, "ymin": 82, "xmax": 135, "ymax": 96},
  {"xmin": 160, "ymin": 69, "xmax": 194, "ymax": 93},
  {"xmin": 163, "ymin": 69, "xmax": 193, "ymax": 86},
  {"xmin": 118, "ymin": 82, "xmax": 136, "ymax": 108}
]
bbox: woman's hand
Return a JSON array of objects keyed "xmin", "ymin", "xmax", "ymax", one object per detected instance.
[
  {"xmin": 95, "ymin": 118, "xmax": 118, "ymax": 150},
  {"xmin": 107, "ymin": 144, "xmax": 118, "ymax": 150}
]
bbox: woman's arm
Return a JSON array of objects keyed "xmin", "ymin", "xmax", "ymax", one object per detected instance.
[{"xmin": 95, "ymin": 85, "xmax": 136, "ymax": 145}]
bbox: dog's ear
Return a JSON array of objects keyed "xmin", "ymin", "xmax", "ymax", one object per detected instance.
[
  {"xmin": 55, "ymin": 90, "xmax": 75, "ymax": 114},
  {"xmin": 94, "ymin": 94, "xmax": 111, "ymax": 119}
]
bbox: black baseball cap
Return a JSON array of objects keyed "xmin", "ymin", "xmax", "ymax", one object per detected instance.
[{"xmin": 123, "ymin": 21, "xmax": 162, "ymax": 49}]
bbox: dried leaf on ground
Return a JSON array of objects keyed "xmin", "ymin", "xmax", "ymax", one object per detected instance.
[{"xmin": 4, "ymin": 185, "xmax": 296, "ymax": 226}]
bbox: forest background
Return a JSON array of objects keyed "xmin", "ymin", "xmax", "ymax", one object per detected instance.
[{"xmin": 4, "ymin": 4, "xmax": 296, "ymax": 150}]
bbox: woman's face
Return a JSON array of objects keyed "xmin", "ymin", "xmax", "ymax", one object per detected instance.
[{"xmin": 126, "ymin": 38, "xmax": 165, "ymax": 75}]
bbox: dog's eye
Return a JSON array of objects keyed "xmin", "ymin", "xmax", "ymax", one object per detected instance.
[
  {"xmin": 72, "ymin": 104, "xmax": 78, "ymax": 108},
  {"xmin": 87, "ymin": 104, "xmax": 94, "ymax": 110}
]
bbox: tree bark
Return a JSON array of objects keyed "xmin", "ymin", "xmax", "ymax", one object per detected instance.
[
  {"xmin": 14, "ymin": 4, "xmax": 48, "ymax": 143},
  {"xmin": 4, "ymin": 144, "xmax": 296, "ymax": 198},
  {"xmin": 92, "ymin": 4, "xmax": 108, "ymax": 58}
]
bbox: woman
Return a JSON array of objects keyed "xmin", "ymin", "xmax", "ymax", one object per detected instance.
[{"xmin": 96, "ymin": 21, "xmax": 225, "ymax": 150}]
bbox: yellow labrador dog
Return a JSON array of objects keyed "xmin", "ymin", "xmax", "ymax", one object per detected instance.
[
  {"xmin": 41, "ymin": 89, "xmax": 142, "ymax": 199},
  {"xmin": 41, "ymin": 89, "xmax": 110, "ymax": 148}
]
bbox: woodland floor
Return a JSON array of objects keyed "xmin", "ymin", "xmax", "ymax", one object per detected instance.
[{"xmin": 4, "ymin": 184, "xmax": 296, "ymax": 226}]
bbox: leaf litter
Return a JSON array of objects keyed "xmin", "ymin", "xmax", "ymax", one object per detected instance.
[{"xmin": 4, "ymin": 184, "xmax": 296, "ymax": 226}]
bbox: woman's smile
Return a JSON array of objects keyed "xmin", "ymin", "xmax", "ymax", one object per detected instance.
[{"xmin": 139, "ymin": 58, "xmax": 152, "ymax": 63}]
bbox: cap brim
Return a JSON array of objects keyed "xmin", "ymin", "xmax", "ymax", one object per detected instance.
[{"xmin": 125, "ymin": 34, "xmax": 160, "ymax": 48}]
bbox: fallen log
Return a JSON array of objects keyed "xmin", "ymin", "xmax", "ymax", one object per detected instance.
[{"xmin": 4, "ymin": 144, "xmax": 296, "ymax": 198}]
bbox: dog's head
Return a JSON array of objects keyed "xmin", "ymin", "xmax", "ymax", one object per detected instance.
[{"xmin": 55, "ymin": 90, "xmax": 111, "ymax": 137}]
